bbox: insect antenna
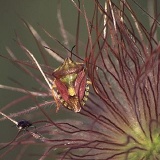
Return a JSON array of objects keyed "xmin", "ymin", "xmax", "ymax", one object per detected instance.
[{"xmin": 70, "ymin": 45, "xmax": 76, "ymax": 59}]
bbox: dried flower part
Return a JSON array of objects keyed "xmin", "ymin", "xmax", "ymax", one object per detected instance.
[
  {"xmin": 1, "ymin": 0, "xmax": 160, "ymax": 160},
  {"xmin": 52, "ymin": 58, "xmax": 89, "ymax": 112}
]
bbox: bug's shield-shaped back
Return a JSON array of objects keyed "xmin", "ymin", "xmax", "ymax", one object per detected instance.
[{"xmin": 52, "ymin": 58, "xmax": 89, "ymax": 112}]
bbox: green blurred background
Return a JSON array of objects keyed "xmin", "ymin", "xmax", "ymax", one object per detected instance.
[
  {"xmin": 0, "ymin": 1, "xmax": 159, "ymax": 160},
  {"xmin": 0, "ymin": 1, "xmax": 94, "ymax": 159}
]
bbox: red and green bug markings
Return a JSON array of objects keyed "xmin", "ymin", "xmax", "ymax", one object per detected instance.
[{"xmin": 52, "ymin": 57, "xmax": 89, "ymax": 112}]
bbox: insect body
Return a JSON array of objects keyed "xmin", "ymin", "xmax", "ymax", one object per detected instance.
[
  {"xmin": 14, "ymin": 44, "xmax": 90, "ymax": 113},
  {"xmin": 0, "ymin": 111, "xmax": 38, "ymax": 151},
  {"xmin": 17, "ymin": 120, "xmax": 33, "ymax": 130},
  {"xmin": 52, "ymin": 58, "xmax": 89, "ymax": 112}
]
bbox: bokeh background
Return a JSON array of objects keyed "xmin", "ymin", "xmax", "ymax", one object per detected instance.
[
  {"xmin": 0, "ymin": 1, "xmax": 94, "ymax": 159},
  {"xmin": 0, "ymin": 1, "xmax": 159, "ymax": 160}
]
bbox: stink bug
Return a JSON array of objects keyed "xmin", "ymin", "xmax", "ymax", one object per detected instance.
[
  {"xmin": 52, "ymin": 57, "xmax": 90, "ymax": 112},
  {"xmin": 16, "ymin": 42, "xmax": 90, "ymax": 113}
]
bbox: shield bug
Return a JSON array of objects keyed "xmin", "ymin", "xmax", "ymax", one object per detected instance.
[
  {"xmin": 21, "ymin": 42, "xmax": 90, "ymax": 112},
  {"xmin": 52, "ymin": 57, "xmax": 90, "ymax": 112}
]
